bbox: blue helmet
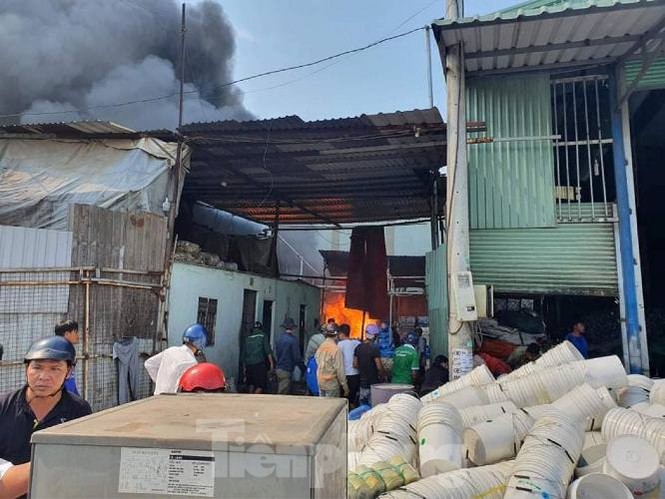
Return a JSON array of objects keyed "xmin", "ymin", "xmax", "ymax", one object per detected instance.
[
  {"xmin": 24, "ymin": 336, "xmax": 76, "ymax": 366},
  {"xmin": 182, "ymin": 324, "xmax": 208, "ymax": 350},
  {"xmin": 404, "ymin": 332, "xmax": 419, "ymax": 347}
]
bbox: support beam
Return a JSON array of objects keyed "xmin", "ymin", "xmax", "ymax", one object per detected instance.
[
  {"xmin": 609, "ymin": 65, "xmax": 649, "ymax": 375},
  {"xmin": 444, "ymin": 0, "xmax": 474, "ymax": 380}
]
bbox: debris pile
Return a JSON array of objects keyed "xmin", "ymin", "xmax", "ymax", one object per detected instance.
[
  {"xmin": 347, "ymin": 340, "xmax": 665, "ymax": 498},
  {"xmin": 174, "ymin": 240, "xmax": 238, "ymax": 271}
]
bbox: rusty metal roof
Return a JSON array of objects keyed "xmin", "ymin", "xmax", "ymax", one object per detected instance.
[
  {"xmin": 180, "ymin": 108, "xmax": 448, "ymax": 226},
  {"xmin": 433, "ymin": 0, "xmax": 665, "ymax": 75}
]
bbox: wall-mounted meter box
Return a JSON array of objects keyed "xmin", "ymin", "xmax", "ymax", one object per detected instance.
[
  {"xmin": 451, "ymin": 271, "xmax": 478, "ymax": 321},
  {"xmin": 30, "ymin": 394, "xmax": 347, "ymax": 499}
]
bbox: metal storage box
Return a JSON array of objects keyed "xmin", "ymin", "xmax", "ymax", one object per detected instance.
[{"xmin": 30, "ymin": 394, "xmax": 347, "ymax": 498}]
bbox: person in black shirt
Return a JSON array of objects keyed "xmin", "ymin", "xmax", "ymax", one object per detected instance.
[
  {"xmin": 353, "ymin": 328, "xmax": 385, "ymax": 406},
  {"xmin": 419, "ymin": 355, "xmax": 449, "ymax": 396},
  {"xmin": 0, "ymin": 336, "xmax": 92, "ymax": 497}
]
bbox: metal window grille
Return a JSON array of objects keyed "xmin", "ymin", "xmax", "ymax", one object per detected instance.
[
  {"xmin": 197, "ymin": 297, "xmax": 218, "ymax": 346},
  {"xmin": 551, "ymin": 75, "xmax": 616, "ymax": 222}
]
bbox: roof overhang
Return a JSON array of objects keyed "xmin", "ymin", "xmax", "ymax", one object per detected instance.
[
  {"xmin": 432, "ymin": 0, "xmax": 665, "ymax": 76},
  {"xmin": 180, "ymin": 109, "xmax": 452, "ymax": 226}
]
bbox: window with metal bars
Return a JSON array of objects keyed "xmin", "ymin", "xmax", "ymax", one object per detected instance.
[
  {"xmin": 551, "ymin": 75, "xmax": 617, "ymax": 222},
  {"xmin": 197, "ymin": 297, "xmax": 218, "ymax": 346}
]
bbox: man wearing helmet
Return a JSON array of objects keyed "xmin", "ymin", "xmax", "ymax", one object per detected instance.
[
  {"xmin": 0, "ymin": 336, "xmax": 92, "ymax": 498},
  {"xmin": 144, "ymin": 323, "xmax": 208, "ymax": 395},
  {"xmin": 178, "ymin": 363, "xmax": 226, "ymax": 393},
  {"xmin": 391, "ymin": 332, "xmax": 420, "ymax": 385}
]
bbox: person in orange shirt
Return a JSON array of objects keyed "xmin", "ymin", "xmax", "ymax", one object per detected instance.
[{"xmin": 315, "ymin": 327, "xmax": 349, "ymax": 398}]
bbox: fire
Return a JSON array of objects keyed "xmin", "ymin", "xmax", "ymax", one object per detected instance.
[{"xmin": 323, "ymin": 292, "xmax": 379, "ymax": 339}]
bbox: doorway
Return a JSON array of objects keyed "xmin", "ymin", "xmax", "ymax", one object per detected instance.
[
  {"xmin": 629, "ymin": 88, "xmax": 665, "ymax": 375},
  {"xmin": 238, "ymin": 290, "xmax": 258, "ymax": 380},
  {"xmin": 262, "ymin": 300, "xmax": 274, "ymax": 342}
]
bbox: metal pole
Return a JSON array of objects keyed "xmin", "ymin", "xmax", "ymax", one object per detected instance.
[
  {"xmin": 426, "ymin": 26, "xmax": 434, "ymax": 108},
  {"xmin": 444, "ymin": 0, "xmax": 473, "ymax": 379},
  {"xmin": 609, "ymin": 65, "xmax": 646, "ymax": 374},
  {"xmin": 83, "ymin": 270, "xmax": 90, "ymax": 403}
]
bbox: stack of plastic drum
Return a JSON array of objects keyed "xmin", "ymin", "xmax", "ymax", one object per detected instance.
[
  {"xmin": 357, "ymin": 394, "xmax": 422, "ymax": 468},
  {"xmin": 459, "ymin": 400, "xmax": 519, "ymax": 428},
  {"xmin": 420, "ymin": 364, "xmax": 495, "ymax": 404},
  {"xmin": 417, "ymin": 402, "xmax": 464, "ymax": 477},
  {"xmin": 504, "ymin": 409, "xmax": 584, "ymax": 498},
  {"xmin": 502, "ymin": 340, "xmax": 583, "ymax": 382},
  {"xmin": 464, "ymin": 410, "xmax": 535, "ymax": 465},
  {"xmin": 603, "ymin": 434, "xmax": 661, "ymax": 496},
  {"xmin": 552, "ymin": 383, "xmax": 616, "ymax": 431},
  {"xmin": 381, "ymin": 461, "xmax": 513, "ymax": 499}
]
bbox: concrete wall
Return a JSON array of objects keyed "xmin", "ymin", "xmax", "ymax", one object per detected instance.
[{"xmin": 167, "ymin": 262, "xmax": 321, "ymax": 383}]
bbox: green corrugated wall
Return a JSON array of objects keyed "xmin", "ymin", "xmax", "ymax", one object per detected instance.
[
  {"xmin": 467, "ymin": 74, "xmax": 556, "ymax": 229},
  {"xmin": 470, "ymin": 223, "xmax": 618, "ymax": 296},
  {"xmin": 425, "ymin": 245, "xmax": 447, "ymax": 357},
  {"xmin": 625, "ymin": 58, "xmax": 665, "ymax": 90}
]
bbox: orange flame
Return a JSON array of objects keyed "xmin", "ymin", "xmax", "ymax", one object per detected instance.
[{"xmin": 323, "ymin": 292, "xmax": 379, "ymax": 339}]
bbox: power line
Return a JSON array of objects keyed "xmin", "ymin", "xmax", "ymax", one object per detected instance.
[{"xmin": 1, "ymin": 26, "xmax": 425, "ymax": 121}]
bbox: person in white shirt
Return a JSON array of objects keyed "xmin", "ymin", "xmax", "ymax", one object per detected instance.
[
  {"xmin": 337, "ymin": 324, "xmax": 361, "ymax": 406},
  {"xmin": 145, "ymin": 324, "xmax": 208, "ymax": 395}
]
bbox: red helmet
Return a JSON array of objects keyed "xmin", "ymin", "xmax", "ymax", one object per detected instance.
[{"xmin": 178, "ymin": 363, "xmax": 226, "ymax": 392}]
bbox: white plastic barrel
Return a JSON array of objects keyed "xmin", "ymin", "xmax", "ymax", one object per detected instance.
[
  {"xmin": 651, "ymin": 381, "xmax": 665, "ymax": 406},
  {"xmin": 464, "ymin": 411, "xmax": 535, "ymax": 465},
  {"xmin": 633, "ymin": 402, "xmax": 665, "ymax": 418},
  {"xmin": 434, "ymin": 385, "xmax": 489, "ymax": 409},
  {"xmin": 575, "ymin": 433, "xmax": 607, "ymax": 478},
  {"xmin": 371, "ymin": 383, "xmax": 416, "ymax": 407},
  {"xmin": 582, "ymin": 355, "xmax": 628, "ymax": 390},
  {"xmin": 618, "ymin": 385, "xmax": 651, "ymax": 408},
  {"xmin": 420, "ymin": 365, "xmax": 496, "ymax": 404},
  {"xmin": 502, "ymin": 340, "xmax": 583, "ymax": 383},
  {"xmin": 604, "ymin": 434, "xmax": 661, "ymax": 495},
  {"xmin": 553, "ymin": 383, "xmax": 616, "ymax": 431},
  {"xmin": 417, "ymin": 402, "xmax": 464, "ymax": 477},
  {"xmin": 567, "ymin": 473, "xmax": 633, "ymax": 499}
]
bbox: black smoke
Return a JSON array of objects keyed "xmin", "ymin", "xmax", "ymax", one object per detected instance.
[{"xmin": 0, "ymin": 0, "xmax": 252, "ymax": 130}]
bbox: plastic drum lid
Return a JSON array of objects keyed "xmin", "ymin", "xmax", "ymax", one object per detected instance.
[{"xmin": 606, "ymin": 435, "xmax": 660, "ymax": 481}]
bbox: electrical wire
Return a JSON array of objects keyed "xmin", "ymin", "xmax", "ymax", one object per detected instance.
[{"xmin": 1, "ymin": 26, "xmax": 424, "ymax": 120}]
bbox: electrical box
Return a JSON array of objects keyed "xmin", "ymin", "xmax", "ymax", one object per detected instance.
[
  {"xmin": 474, "ymin": 285, "xmax": 494, "ymax": 319},
  {"xmin": 451, "ymin": 271, "xmax": 478, "ymax": 322},
  {"xmin": 30, "ymin": 394, "xmax": 347, "ymax": 499}
]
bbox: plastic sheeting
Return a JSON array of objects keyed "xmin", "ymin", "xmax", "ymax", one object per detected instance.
[{"xmin": 0, "ymin": 138, "xmax": 185, "ymax": 229}]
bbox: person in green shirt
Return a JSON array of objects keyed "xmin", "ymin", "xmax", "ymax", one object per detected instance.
[
  {"xmin": 391, "ymin": 332, "xmax": 420, "ymax": 385},
  {"xmin": 241, "ymin": 322, "xmax": 274, "ymax": 394}
]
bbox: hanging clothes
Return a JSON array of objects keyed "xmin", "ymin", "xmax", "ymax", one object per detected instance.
[
  {"xmin": 345, "ymin": 226, "xmax": 389, "ymax": 319},
  {"xmin": 113, "ymin": 337, "xmax": 141, "ymax": 404}
]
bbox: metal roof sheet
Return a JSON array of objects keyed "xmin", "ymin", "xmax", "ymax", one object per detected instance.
[
  {"xmin": 432, "ymin": 0, "xmax": 665, "ymax": 74},
  {"xmin": 181, "ymin": 108, "xmax": 447, "ymax": 226},
  {"xmin": 0, "ymin": 120, "xmax": 143, "ymax": 137}
]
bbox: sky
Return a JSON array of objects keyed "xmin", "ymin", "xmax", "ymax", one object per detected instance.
[{"xmin": 202, "ymin": 0, "xmax": 519, "ymax": 122}]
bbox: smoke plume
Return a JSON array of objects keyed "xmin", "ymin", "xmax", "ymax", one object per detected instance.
[{"xmin": 0, "ymin": 0, "xmax": 252, "ymax": 130}]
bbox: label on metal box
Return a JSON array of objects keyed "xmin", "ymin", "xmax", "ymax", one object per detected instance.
[{"xmin": 118, "ymin": 447, "xmax": 215, "ymax": 497}]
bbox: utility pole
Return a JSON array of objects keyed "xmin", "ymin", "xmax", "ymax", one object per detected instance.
[{"xmin": 445, "ymin": 0, "xmax": 474, "ymax": 379}]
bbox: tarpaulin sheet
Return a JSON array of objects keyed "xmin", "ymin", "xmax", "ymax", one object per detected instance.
[{"xmin": 0, "ymin": 138, "xmax": 186, "ymax": 230}]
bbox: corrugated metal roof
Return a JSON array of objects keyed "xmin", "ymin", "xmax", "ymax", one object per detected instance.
[
  {"xmin": 432, "ymin": 0, "xmax": 665, "ymax": 74},
  {"xmin": 181, "ymin": 108, "xmax": 447, "ymax": 225},
  {"xmin": 0, "ymin": 120, "xmax": 142, "ymax": 137},
  {"xmin": 625, "ymin": 56, "xmax": 665, "ymax": 88}
]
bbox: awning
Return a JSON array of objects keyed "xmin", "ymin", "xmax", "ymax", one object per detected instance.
[
  {"xmin": 432, "ymin": 0, "xmax": 665, "ymax": 75},
  {"xmin": 179, "ymin": 108, "xmax": 451, "ymax": 226}
]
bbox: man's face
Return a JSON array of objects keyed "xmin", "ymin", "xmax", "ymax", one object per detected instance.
[
  {"xmin": 380, "ymin": 322, "xmax": 388, "ymax": 330},
  {"xmin": 575, "ymin": 322, "xmax": 586, "ymax": 334},
  {"xmin": 64, "ymin": 329, "xmax": 80, "ymax": 345},
  {"xmin": 26, "ymin": 359, "xmax": 70, "ymax": 396}
]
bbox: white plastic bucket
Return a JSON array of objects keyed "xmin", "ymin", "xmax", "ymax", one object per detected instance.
[
  {"xmin": 435, "ymin": 385, "xmax": 489, "ymax": 409},
  {"xmin": 618, "ymin": 385, "xmax": 651, "ymax": 408},
  {"xmin": 418, "ymin": 422, "xmax": 463, "ymax": 477},
  {"xmin": 464, "ymin": 411, "xmax": 534, "ymax": 465},
  {"xmin": 553, "ymin": 383, "xmax": 616, "ymax": 431},
  {"xmin": 567, "ymin": 473, "xmax": 633, "ymax": 499},
  {"xmin": 459, "ymin": 400, "xmax": 519, "ymax": 428},
  {"xmin": 628, "ymin": 374, "xmax": 654, "ymax": 391},
  {"xmin": 582, "ymin": 355, "xmax": 628, "ymax": 390},
  {"xmin": 604, "ymin": 434, "xmax": 661, "ymax": 495},
  {"xmin": 633, "ymin": 402, "xmax": 665, "ymax": 418}
]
